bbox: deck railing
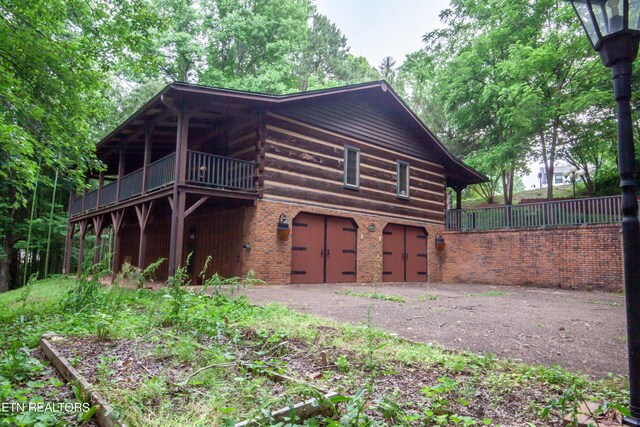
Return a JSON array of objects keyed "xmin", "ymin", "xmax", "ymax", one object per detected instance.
[
  {"xmin": 70, "ymin": 152, "xmax": 255, "ymax": 217},
  {"xmin": 118, "ymin": 169, "xmax": 144, "ymax": 201},
  {"xmin": 186, "ymin": 150, "xmax": 255, "ymax": 191},
  {"xmin": 84, "ymin": 190, "xmax": 98, "ymax": 212},
  {"xmin": 70, "ymin": 197, "xmax": 84, "ymax": 216},
  {"xmin": 99, "ymin": 181, "xmax": 117, "ymax": 207},
  {"xmin": 446, "ymin": 195, "xmax": 633, "ymax": 231},
  {"xmin": 145, "ymin": 153, "xmax": 176, "ymax": 192}
]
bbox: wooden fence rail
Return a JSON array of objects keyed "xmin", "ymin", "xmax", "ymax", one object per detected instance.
[{"xmin": 446, "ymin": 195, "xmax": 635, "ymax": 231}]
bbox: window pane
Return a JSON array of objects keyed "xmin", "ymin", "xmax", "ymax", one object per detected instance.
[
  {"xmin": 345, "ymin": 148, "xmax": 359, "ymax": 187},
  {"xmin": 572, "ymin": 0, "xmax": 601, "ymax": 45},
  {"xmin": 630, "ymin": 0, "xmax": 640, "ymax": 31},
  {"xmin": 398, "ymin": 162, "xmax": 409, "ymax": 197}
]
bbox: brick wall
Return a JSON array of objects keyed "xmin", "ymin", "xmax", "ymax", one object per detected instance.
[
  {"xmin": 440, "ymin": 224, "xmax": 623, "ymax": 291},
  {"xmin": 241, "ymin": 199, "xmax": 444, "ymax": 284}
]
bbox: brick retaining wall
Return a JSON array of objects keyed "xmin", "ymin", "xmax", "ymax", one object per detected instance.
[{"xmin": 441, "ymin": 224, "xmax": 623, "ymax": 291}]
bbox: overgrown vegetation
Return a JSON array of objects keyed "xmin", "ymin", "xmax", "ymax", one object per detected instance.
[
  {"xmin": 0, "ymin": 265, "xmax": 630, "ymax": 426},
  {"xmin": 334, "ymin": 289, "xmax": 406, "ymax": 303}
]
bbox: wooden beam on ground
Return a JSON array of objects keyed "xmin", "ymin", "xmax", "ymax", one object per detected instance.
[
  {"xmin": 234, "ymin": 392, "xmax": 338, "ymax": 427},
  {"xmin": 40, "ymin": 335, "xmax": 124, "ymax": 427}
]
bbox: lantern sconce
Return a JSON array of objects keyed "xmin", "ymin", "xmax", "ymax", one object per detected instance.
[
  {"xmin": 435, "ymin": 234, "xmax": 445, "ymax": 251},
  {"xmin": 277, "ymin": 213, "xmax": 290, "ymax": 241}
]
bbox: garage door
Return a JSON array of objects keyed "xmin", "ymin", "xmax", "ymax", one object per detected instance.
[
  {"xmin": 291, "ymin": 213, "xmax": 357, "ymax": 284},
  {"xmin": 382, "ymin": 224, "xmax": 427, "ymax": 282}
]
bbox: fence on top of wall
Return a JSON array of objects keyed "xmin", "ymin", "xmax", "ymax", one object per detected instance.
[{"xmin": 445, "ymin": 195, "xmax": 638, "ymax": 231}]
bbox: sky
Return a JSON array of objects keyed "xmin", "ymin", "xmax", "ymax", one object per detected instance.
[{"xmin": 313, "ymin": 0, "xmax": 451, "ymax": 68}]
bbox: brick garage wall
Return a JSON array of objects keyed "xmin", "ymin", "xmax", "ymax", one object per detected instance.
[
  {"xmin": 241, "ymin": 199, "xmax": 444, "ymax": 284},
  {"xmin": 441, "ymin": 224, "xmax": 623, "ymax": 291}
]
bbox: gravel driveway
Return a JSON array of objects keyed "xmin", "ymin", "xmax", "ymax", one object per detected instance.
[{"xmin": 241, "ymin": 282, "xmax": 627, "ymax": 378}]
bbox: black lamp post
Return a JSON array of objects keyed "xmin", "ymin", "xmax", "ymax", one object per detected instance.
[
  {"xmin": 568, "ymin": 0, "xmax": 640, "ymax": 424},
  {"xmin": 563, "ymin": 167, "xmax": 585, "ymax": 198}
]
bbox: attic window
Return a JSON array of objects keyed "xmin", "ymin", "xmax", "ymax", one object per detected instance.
[
  {"xmin": 397, "ymin": 161, "xmax": 410, "ymax": 199},
  {"xmin": 344, "ymin": 146, "xmax": 360, "ymax": 190}
]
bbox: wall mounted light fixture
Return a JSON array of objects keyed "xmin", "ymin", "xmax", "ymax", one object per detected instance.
[
  {"xmin": 277, "ymin": 213, "xmax": 290, "ymax": 241},
  {"xmin": 435, "ymin": 234, "xmax": 445, "ymax": 251}
]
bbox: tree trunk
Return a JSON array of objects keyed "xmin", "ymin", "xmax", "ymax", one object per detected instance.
[
  {"xmin": 502, "ymin": 168, "xmax": 515, "ymax": 205},
  {"xmin": 0, "ymin": 229, "xmax": 12, "ymax": 293}
]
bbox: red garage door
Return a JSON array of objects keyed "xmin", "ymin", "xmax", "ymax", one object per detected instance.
[
  {"xmin": 291, "ymin": 213, "xmax": 357, "ymax": 284},
  {"xmin": 382, "ymin": 224, "xmax": 428, "ymax": 282}
]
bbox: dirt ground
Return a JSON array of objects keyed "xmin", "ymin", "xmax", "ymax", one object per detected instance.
[{"xmin": 239, "ymin": 282, "xmax": 628, "ymax": 378}]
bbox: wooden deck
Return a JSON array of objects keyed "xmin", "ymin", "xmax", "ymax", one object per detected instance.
[{"xmin": 70, "ymin": 151, "xmax": 256, "ymax": 218}]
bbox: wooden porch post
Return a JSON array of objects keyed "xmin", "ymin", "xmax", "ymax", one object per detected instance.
[
  {"xmin": 81, "ymin": 177, "xmax": 88, "ymax": 213},
  {"xmin": 92, "ymin": 216, "xmax": 104, "ymax": 265},
  {"xmin": 141, "ymin": 127, "xmax": 152, "ymax": 195},
  {"xmin": 63, "ymin": 189, "xmax": 74, "ymax": 275},
  {"xmin": 110, "ymin": 211, "xmax": 124, "ymax": 277},
  {"xmin": 63, "ymin": 222, "xmax": 74, "ymax": 275},
  {"xmin": 115, "ymin": 149, "xmax": 125, "ymax": 202},
  {"xmin": 168, "ymin": 108, "xmax": 190, "ymax": 276},
  {"xmin": 135, "ymin": 202, "xmax": 153, "ymax": 270},
  {"xmin": 455, "ymin": 186, "xmax": 465, "ymax": 210},
  {"xmin": 96, "ymin": 172, "xmax": 104, "ymax": 209},
  {"xmin": 76, "ymin": 220, "xmax": 88, "ymax": 275}
]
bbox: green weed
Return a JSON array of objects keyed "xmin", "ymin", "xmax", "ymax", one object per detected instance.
[{"xmin": 335, "ymin": 288, "xmax": 406, "ymax": 303}]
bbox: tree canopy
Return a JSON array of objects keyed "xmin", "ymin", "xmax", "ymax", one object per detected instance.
[
  {"xmin": 0, "ymin": 0, "xmax": 381, "ymax": 292},
  {"xmin": 1, "ymin": 0, "xmax": 632, "ymax": 292},
  {"xmin": 398, "ymin": 0, "xmax": 624, "ymax": 204}
]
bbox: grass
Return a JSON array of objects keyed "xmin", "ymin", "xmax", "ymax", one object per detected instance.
[
  {"xmin": 334, "ymin": 288, "xmax": 406, "ymax": 303},
  {"xmin": 464, "ymin": 291, "xmax": 510, "ymax": 297},
  {"xmin": 462, "ymin": 184, "xmax": 583, "ymax": 209},
  {"xmin": 0, "ymin": 274, "xmax": 631, "ymax": 426}
]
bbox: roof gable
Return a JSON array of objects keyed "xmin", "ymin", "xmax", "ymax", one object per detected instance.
[{"xmin": 96, "ymin": 81, "xmax": 487, "ymax": 186}]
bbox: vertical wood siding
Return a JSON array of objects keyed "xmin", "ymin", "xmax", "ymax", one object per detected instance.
[
  {"xmin": 117, "ymin": 208, "xmax": 244, "ymax": 281},
  {"xmin": 263, "ymin": 113, "xmax": 446, "ymax": 224}
]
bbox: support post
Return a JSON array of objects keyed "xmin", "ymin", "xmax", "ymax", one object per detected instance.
[
  {"xmin": 611, "ymin": 60, "xmax": 640, "ymax": 423},
  {"xmin": 455, "ymin": 187, "xmax": 463, "ymax": 210},
  {"xmin": 63, "ymin": 190, "xmax": 74, "ymax": 275},
  {"xmin": 80, "ymin": 177, "xmax": 88, "ymax": 213},
  {"xmin": 141, "ymin": 127, "xmax": 152, "ymax": 195},
  {"xmin": 110, "ymin": 211, "xmax": 124, "ymax": 279},
  {"xmin": 135, "ymin": 202, "xmax": 153, "ymax": 270},
  {"xmin": 96, "ymin": 172, "xmax": 104, "ymax": 209},
  {"xmin": 115, "ymin": 149, "xmax": 125, "ymax": 203},
  {"xmin": 168, "ymin": 108, "xmax": 190, "ymax": 276},
  {"xmin": 92, "ymin": 216, "xmax": 104, "ymax": 266},
  {"xmin": 63, "ymin": 222, "xmax": 74, "ymax": 275},
  {"xmin": 76, "ymin": 221, "xmax": 88, "ymax": 275}
]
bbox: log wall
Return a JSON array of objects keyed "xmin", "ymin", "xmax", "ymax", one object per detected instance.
[{"xmin": 262, "ymin": 113, "xmax": 446, "ymax": 224}]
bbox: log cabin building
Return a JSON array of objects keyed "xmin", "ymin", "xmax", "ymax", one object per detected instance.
[{"xmin": 63, "ymin": 81, "xmax": 486, "ymax": 284}]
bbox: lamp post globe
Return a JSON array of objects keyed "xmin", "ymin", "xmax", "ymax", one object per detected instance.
[{"xmin": 567, "ymin": 0, "xmax": 640, "ymax": 424}]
